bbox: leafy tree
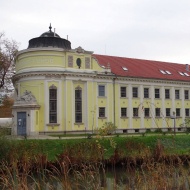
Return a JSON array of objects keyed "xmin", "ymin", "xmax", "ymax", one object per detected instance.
[{"xmin": 0, "ymin": 32, "xmax": 18, "ymax": 95}]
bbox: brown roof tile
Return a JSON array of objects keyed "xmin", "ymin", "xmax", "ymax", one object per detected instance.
[{"xmin": 93, "ymin": 54, "xmax": 190, "ymax": 82}]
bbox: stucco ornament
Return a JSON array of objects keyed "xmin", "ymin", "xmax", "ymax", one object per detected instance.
[
  {"xmin": 75, "ymin": 46, "xmax": 84, "ymax": 53},
  {"xmin": 16, "ymin": 90, "xmax": 37, "ymax": 104}
]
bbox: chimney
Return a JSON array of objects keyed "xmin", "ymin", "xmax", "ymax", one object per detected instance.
[{"xmin": 186, "ymin": 64, "xmax": 189, "ymax": 72}]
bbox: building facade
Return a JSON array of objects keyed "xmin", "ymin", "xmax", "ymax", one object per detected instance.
[{"xmin": 12, "ymin": 25, "xmax": 190, "ymax": 136}]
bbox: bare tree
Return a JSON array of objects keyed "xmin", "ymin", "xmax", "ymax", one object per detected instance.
[{"xmin": 0, "ymin": 32, "xmax": 19, "ymax": 94}]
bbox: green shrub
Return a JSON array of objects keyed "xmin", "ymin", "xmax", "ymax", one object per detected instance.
[
  {"xmin": 87, "ymin": 134, "xmax": 92, "ymax": 139},
  {"xmin": 0, "ymin": 127, "xmax": 11, "ymax": 136},
  {"xmin": 0, "ymin": 137, "xmax": 12, "ymax": 161},
  {"xmin": 146, "ymin": 129, "xmax": 151, "ymax": 133},
  {"xmin": 98, "ymin": 122, "xmax": 117, "ymax": 136},
  {"xmin": 163, "ymin": 132, "xmax": 166, "ymax": 135},
  {"xmin": 142, "ymin": 133, "xmax": 146, "ymax": 137},
  {"xmin": 154, "ymin": 128, "xmax": 162, "ymax": 133}
]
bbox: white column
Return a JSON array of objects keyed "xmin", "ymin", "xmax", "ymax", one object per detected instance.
[
  {"xmin": 161, "ymin": 86, "xmax": 166, "ymax": 128},
  {"xmin": 140, "ymin": 85, "xmax": 144, "ymax": 128},
  {"xmin": 128, "ymin": 84, "xmax": 132, "ymax": 128},
  {"xmin": 181, "ymin": 87, "xmax": 185, "ymax": 123},
  {"xmin": 64, "ymin": 78, "xmax": 67, "ymax": 132},
  {"xmin": 44, "ymin": 80, "xmax": 48, "ymax": 130},
  {"xmin": 58, "ymin": 80, "xmax": 62, "ymax": 130},
  {"xmin": 71, "ymin": 81, "xmax": 74, "ymax": 131},
  {"xmin": 84, "ymin": 82, "xmax": 88, "ymax": 130},
  {"xmin": 106, "ymin": 83, "xmax": 109, "ymax": 122},
  {"xmin": 171, "ymin": 86, "xmax": 175, "ymax": 115},
  {"xmin": 150, "ymin": 85, "xmax": 155, "ymax": 128}
]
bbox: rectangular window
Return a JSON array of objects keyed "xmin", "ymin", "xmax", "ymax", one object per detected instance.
[
  {"xmin": 120, "ymin": 87, "xmax": 126, "ymax": 97},
  {"xmin": 75, "ymin": 89, "xmax": 82, "ymax": 123},
  {"xmin": 98, "ymin": 85, "xmax": 105, "ymax": 96},
  {"xmin": 175, "ymin": 90, "xmax": 180, "ymax": 99},
  {"xmin": 165, "ymin": 89, "xmax": 170, "ymax": 99},
  {"xmin": 121, "ymin": 108, "xmax": 127, "ymax": 117},
  {"xmin": 155, "ymin": 89, "xmax": 160, "ymax": 98},
  {"xmin": 176, "ymin": 108, "xmax": 180, "ymax": 117},
  {"xmin": 166, "ymin": 108, "xmax": 171, "ymax": 117},
  {"xmin": 144, "ymin": 108, "xmax": 150, "ymax": 117},
  {"xmin": 133, "ymin": 87, "xmax": 138, "ymax": 98},
  {"xmin": 155, "ymin": 108, "xmax": 160, "ymax": 117},
  {"xmin": 133, "ymin": 108, "xmax": 138, "ymax": 117},
  {"xmin": 49, "ymin": 88, "xmax": 57, "ymax": 123},
  {"xmin": 144, "ymin": 88, "xmax": 149, "ymax": 98},
  {"xmin": 99, "ymin": 107, "xmax": 105, "ymax": 117},
  {"xmin": 185, "ymin": 90, "xmax": 189, "ymax": 100},
  {"xmin": 185, "ymin": 109, "xmax": 190, "ymax": 117}
]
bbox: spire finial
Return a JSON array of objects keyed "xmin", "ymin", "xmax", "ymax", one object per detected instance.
[{"xmin": 49, "ymin": 23, "xmax": 52, "ymax": 31}]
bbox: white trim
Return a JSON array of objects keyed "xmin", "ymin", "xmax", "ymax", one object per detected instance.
[
  {"xmin": 64, "ymin": 79, "xmax": 67, "ymax": 132},
  {"xmin": 44, "ymin": 81, "xmax": 48, "ymax": 130},
  {"xmin": 140, "ymin": 85, "xmax": 144, "ymax": 128},
  {"xmin": 17, "ymin": 47, "xmax": 69, "ymax": 56},
  {"xmin": 84, "ymin": 82, "xmax": 88, "ymax": 130},
  {"xmin": 16, "ymin": 67, "xmax": 98, "ymax": 75},
  {"xmin": 71, "ymin": 82, "xmax": 74, "ymax": 130},
  {"xmin": 128, "ymin": 84, "xmax": 132, "ymax": 128},
  {"xmin": 95, "ymin": 82, "xmax": 98, "ymax": 130},
  {"xmin": 30, "ymin": 111, "xmax": 34, "ymax": 134},
  {"xmin": 18, "ymin": 53, "xmax": 64, "ymax": 60},
  {"xmin": 17, "ymin": 76, "xmax": 46, "ymax": 82},
  {"xmin": 107, "ymin": 84, "xmax": 109, "ymax": 121},
  {"xmin": 58, "ymin": 80, "xmax": 62, "ymax": 130},
  {"xmin": 18, "ymin": 83, "xmax": 21, "ymax": 98}
]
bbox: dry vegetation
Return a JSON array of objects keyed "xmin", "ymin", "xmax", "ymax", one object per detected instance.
[{"xmin": 1, "ymin": 135, "xmax": 190, "ymax": 189}]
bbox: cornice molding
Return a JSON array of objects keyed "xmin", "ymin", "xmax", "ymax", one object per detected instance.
[
  {"xmin": 12, "ymin": 71, "xmax": 190, "ymax": 86},
  {"xmin": 17, "ymin": 46, "xmax": 93, "ymax": 58},
  {"xmin": 16, "ymin": 48, "xmax": 65, "ymax": 59}
]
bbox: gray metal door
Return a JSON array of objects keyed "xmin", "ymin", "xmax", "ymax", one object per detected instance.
[{"xmin": 17, "ymin": 112, "xmax": 26, "ymax": 136}]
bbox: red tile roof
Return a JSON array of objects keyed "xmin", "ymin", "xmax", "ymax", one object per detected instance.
[{"xmin": 93, "ymin": 54, "xmax": 190, "ymax": 82}]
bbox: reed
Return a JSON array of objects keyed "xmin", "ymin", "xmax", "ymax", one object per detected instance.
[{"xmin": 1, "ymin": 135, "xmax": 190, "ymax": 189}]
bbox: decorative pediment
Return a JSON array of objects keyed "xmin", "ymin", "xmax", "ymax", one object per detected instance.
[
  {"xmin": 75, "ymin": 46, "xmax": 84, "ymax": 53},
  {"xmin": 15, "ymin": 90, "xmax": 37, "ymax": 105}
]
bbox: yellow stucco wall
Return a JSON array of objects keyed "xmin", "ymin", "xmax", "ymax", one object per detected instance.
[
  {"xmin": 20, "ymin": 80, "xmax": 45, "ymax": 131},
  {"xmin": 14, "ymin": 48, "xmax": 190, "ymax": 135}
]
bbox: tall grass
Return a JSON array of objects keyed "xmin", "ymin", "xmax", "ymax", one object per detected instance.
[{"xmin": 1, "ymin": 135, "xmax": 190, "ymax": 189}]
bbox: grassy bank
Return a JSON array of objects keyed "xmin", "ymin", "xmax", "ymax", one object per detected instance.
[
  {"xmin": 1, "ymin": 135, "xmax": 190, "ymax": 161},
  {"xmin": 1, "ymin": 135, "xmax": 190, "ymax": 189},
  {"xmin": 32, "ymin": 135, "xmax": 190, "ymax": 160}
]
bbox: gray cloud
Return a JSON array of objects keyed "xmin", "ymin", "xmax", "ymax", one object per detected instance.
[{"xmin": 1, "ymin": 0, "xmax": 190, "ymax": 64}]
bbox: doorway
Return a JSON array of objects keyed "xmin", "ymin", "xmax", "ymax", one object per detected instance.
[{"xmin": 17, "ymin": 112, "xmax": 27, "ymax": 136}]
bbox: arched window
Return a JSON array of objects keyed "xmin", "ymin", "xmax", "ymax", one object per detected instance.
[
  {"xmin": 75, "ymin": 87, "xmax": 82, "ymax": 123},
  {"xmin": 49, "ymin": 85, "xmax": 57, "ymax": 123}
]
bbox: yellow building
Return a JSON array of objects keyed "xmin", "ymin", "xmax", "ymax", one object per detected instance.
[{"xmin": 12, "ymin": 25, "xmax": 190, "ymax": 136}]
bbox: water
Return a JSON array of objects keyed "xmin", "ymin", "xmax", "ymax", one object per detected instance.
[{"xmin": 25, "ymin": 166, "xmax": 190, "ymax": 190}]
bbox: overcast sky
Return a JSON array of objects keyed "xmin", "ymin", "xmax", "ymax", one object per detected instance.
[{"xmin": 1, "ymin": 0, "xmax": 190, "ymax": 64}]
